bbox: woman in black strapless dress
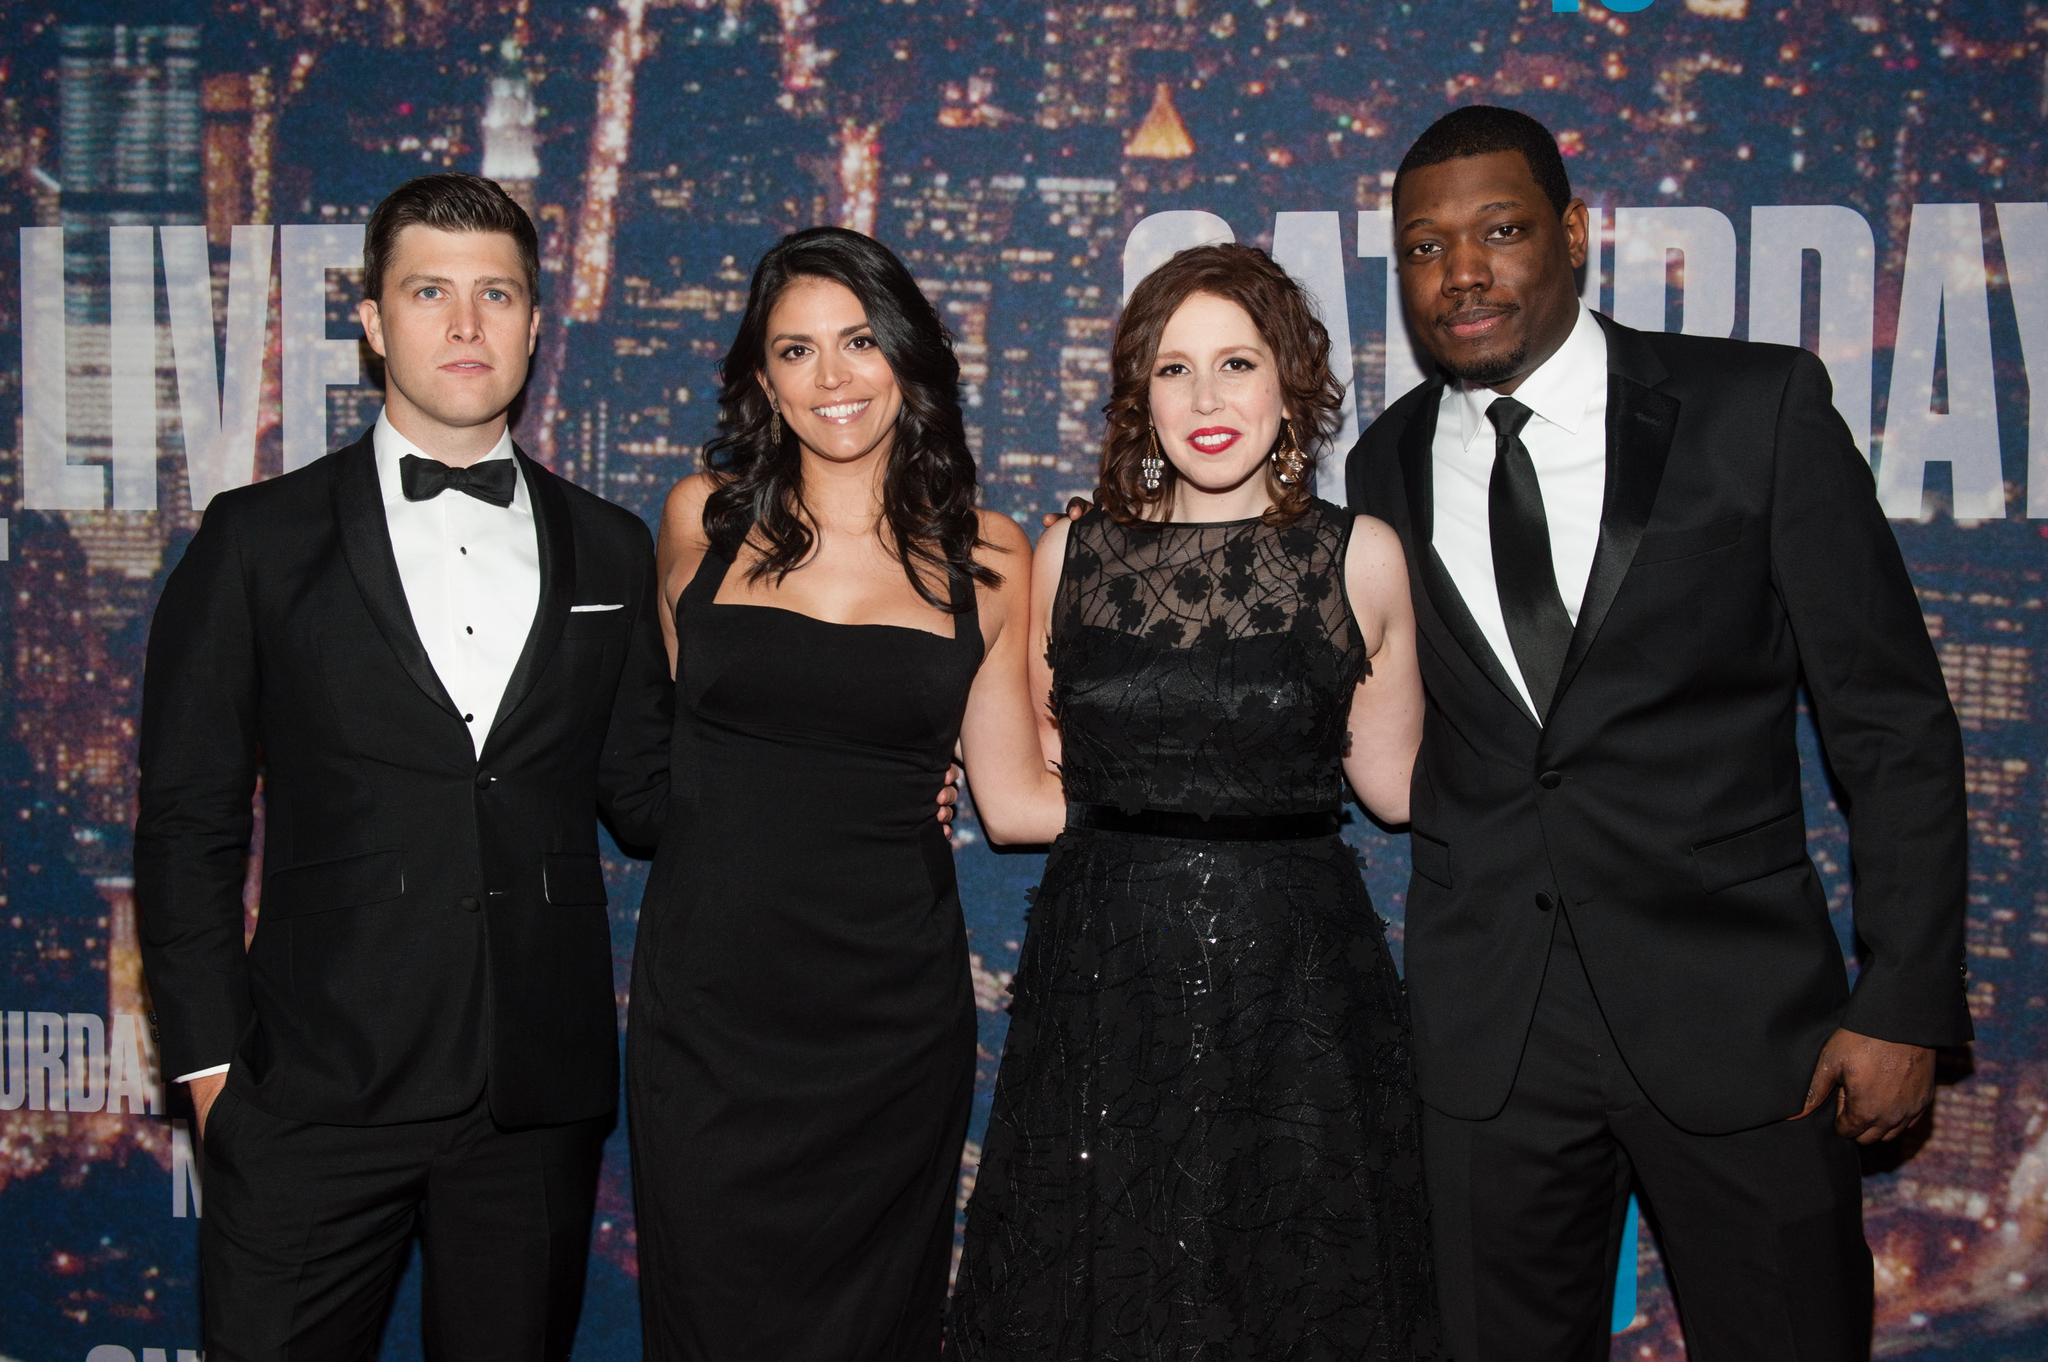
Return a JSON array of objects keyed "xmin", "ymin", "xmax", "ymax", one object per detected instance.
[
  {"xmin": 625, "ymin": 228, "xmax": 1063, "ymax": 1361},
  {"xmin": 953, "ymin": 245, "xmax": 1440, "ymax": 1358}
]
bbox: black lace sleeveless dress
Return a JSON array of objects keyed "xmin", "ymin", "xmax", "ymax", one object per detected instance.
[
  {"xmin": 951, "ymin": 502, "xmax": 1440, "ymax": 1361},
  {"xmin": 626, "ymin": 544, "xmax": 981, "ymax": 1361}
]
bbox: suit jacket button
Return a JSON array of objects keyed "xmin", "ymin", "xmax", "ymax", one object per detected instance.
[
  {"xmin": 458, "ymin": 896, "xmax": 480, "ymax": 913},
  {"xmin": 1538, "ymin": 770, "xmax": 1562, "ymax": 789},
  {"xmin": 475, "ymin": 770, "xmax": 494, "ymax": 788},
  {"xmin": 1534, "ymin": 891, "xmax": 1555, "ymax": 912}
]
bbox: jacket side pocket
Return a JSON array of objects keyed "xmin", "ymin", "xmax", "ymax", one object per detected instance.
[
  {"xmin": 1410, "ymin": 830, "xmax": 1453, "ymax": 890},
  {"xmin": 262, "ymin": 848, "xmax": 405, "ymax": 920},
  {"xmin": 1692, "ymin": 809, "xmax": 1808, "ymax": 893}
]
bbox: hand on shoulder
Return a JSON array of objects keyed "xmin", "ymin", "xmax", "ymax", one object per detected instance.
[{"xmin": 1040, "ymin": 494, "xmax": 1093, "ymax": 530}]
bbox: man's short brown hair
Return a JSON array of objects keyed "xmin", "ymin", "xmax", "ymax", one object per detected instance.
[{"xmin": 362, "ymin": 172, "xmax": 539, "ymax": 306}]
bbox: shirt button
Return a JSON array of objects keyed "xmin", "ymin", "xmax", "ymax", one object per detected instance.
[
  {"xmin": 476, "ymin": 771, "xmax": 494, "ymax": 788},
  {"xmin": 1534, "ymin": 891, "xmax": 1555, "ymax": 912},
  {"xmin": 1538, "ymin": 770, "xmax": 1562, "ymax": 789},
  {"xmin": 463, "ymin": 713, "xmax": 474, "ymax": 723},
  {"xmin": 465, "ymin": 626, "xmax": 474, "ymax": 635}
]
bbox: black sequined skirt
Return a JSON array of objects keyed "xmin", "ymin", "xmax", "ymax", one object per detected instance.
[{"xmin": 951, "ymin": 826, "xmax": 1443, "ymax": 1361}]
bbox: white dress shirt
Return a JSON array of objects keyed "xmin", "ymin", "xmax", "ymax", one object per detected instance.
[
  {"xmin": 1430, "ymin": 303, "xmax": 1609, "ymax": 718},
  {"xmin": 173, "ymin": 412, "xmax": 544, "ymax": 1086},
  {"xmin": 373, "ymin": 409, "xmax": 542, "ymax": 752}
]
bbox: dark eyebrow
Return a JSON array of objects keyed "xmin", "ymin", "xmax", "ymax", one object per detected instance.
[
  {"xmin": 770, "ymin": 321, "xmax": 873, "ymax": 347},
  {"xmin": 1400, "ymin": 200, "xmax": 1526, "ymax": 234}
]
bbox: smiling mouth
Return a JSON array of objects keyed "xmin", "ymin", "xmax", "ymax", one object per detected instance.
[
  {"xmin": 1439, "ymin": 306, "xmax": 1517, "ymax": 339},
  {"xmin": 812, "ymin": 399, "xmax": 871, "ymax": 423},
  {"xmin": 1188, "ymin": 427, "xmax": 1241, "ymax": 453}
]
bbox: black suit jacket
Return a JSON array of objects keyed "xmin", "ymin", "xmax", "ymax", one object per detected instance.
[
  {"xmin": 1347, "ymin": 314, "xmax": 1970, "ymax": 1134},
  {"xmin": 136, "ymin": 432, "xmax": 671, "ymax": 1128}
]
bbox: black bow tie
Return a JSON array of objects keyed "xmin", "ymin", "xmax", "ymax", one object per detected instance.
[{"xmin": 399, "ymin": 454, "xmax": 518, "ymax": 508}]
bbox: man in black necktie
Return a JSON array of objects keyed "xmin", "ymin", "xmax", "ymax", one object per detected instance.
[
  {"xmin": 1345, "ymin": 107, "xmax": 1968, "ymax": 1359},
  {"xmin": 136, "ymin": 173, "xmax": 674, "ymax": 1360}
]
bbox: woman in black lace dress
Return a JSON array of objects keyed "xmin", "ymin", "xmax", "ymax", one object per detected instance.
[{"xmin": 952, "ymin": 244, "xmax": 1440, "ymax": 1360}]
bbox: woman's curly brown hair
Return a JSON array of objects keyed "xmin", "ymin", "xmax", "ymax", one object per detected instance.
[{"xmin": 1098, "ymin": 242, "xmax": 1346, "ymax": 526}]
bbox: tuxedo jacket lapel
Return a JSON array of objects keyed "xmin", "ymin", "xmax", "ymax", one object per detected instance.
[
  {"xmin": 1399, "ymin": 385, "xmax": 1542, "ymax": 729},
  {"xmin": 485, "ymin": 448, "xmax": 576, "ymax": 753},
  {"xmin": 1551, "ymin": 318, "xmax": 1679, "ymax": 712},
  {"xmin": 331, "ymin": 436, "xmax": 462, "ymax": 719}
]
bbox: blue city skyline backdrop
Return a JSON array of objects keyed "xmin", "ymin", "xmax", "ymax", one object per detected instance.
[{"xmin": 1, "ymin": 0, "xmax": 2045, "ymax": 1357}]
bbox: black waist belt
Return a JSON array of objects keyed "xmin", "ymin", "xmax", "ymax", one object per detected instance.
[{"xmin": 1066, "ymin": 803, "xmax": 1341, "ymax": 842}]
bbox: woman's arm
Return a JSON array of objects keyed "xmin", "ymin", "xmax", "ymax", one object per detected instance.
[
  {"xmin": 655, "ymin": 473, "xmax": 718, "ymax": 677},
  {"xmin": 1339, "ymin": 515, "xmax": 1423, "ymax": 825},
  {"xmin": 957, "ymin": 510, "xmax": 1069, "ymax": 844},
  {"xmin": 1026, "ymin": 515, "xmax": 1071, "ymax": 773}
]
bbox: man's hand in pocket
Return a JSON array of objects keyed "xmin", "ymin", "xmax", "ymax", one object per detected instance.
[{"xmin": 190, "ymin": 1071, "xmax": 227, "ymax": 1138}]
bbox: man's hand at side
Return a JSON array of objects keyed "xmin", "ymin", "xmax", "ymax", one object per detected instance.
[
  {"xmin": 189, "ymin": 1071, "xmax": 227, "ymax": 1139},
  {"xmin": 1792, "ymin": 1027, "xmax": 1936, "ymax": 1144}
]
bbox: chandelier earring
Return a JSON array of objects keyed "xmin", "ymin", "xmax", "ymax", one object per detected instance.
[
  {"xmin": 1270, "ymin": 418, "xmax": 1306, "ymax": 487},
  {"xmin": 1141, "ymin": 427, "xmax": 1167, "ymax": 494},
  {"xmin": 770, "ymin": 404, "xmax": 783, "ymax": 446}
]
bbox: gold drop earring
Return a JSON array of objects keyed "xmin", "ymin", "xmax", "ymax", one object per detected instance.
[
  {"xmin": 770, "ymin": 403, "xmax": 783, "ymax": 445},
  {"xmin": 1141, "ymin": 427, "xmax": 1166, "ymax": 494},
  {"xmin": 1270, "ymin": 419, "xmax": 1305, "ymax": 487}
]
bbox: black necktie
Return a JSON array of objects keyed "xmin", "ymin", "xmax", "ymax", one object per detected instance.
[
  {"xmin": 1486, "ymin": 396, "xmax": 1574, "ymax": 719},
  {"xmin": 399, "ymin": 454, "xmax": 518, "ymax": 508}
]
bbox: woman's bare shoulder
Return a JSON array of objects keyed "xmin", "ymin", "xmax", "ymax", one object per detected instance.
[
  {"xmin": 659, "ymin": 471, "xmax": 726, "ymax": 553},
  {"xmin": 1345, "ymin": 512, "xmax": 1403, "ymax": 561},
  {"xmin": 974, "ymin": 506, "xmax": 1032, "ymax": 558},
  {"xmin": 1033, "ymin": 513, "xmax": 1074, "ymax": 567},
  {"xmin": 662, "ymin": 471, "xmax": 721, "ymax": 525},
  {"xmin": 971, "ymin": 509, "xmax": 1034, "ymax": 608}
]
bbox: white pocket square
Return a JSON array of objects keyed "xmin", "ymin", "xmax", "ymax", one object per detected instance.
[{"xmin": 569, "ymin": 603, "xmax": 624, "ymax": 612}]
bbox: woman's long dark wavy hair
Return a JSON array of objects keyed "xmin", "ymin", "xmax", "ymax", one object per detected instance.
[{"xmin": 702, "ymin": 226, "xmax": 996, "ymax": 612}]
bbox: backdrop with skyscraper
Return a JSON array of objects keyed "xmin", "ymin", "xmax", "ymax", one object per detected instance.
[{"xmin": 0, "ymin": 1, "xmax": 2043, "ymax": 1357}]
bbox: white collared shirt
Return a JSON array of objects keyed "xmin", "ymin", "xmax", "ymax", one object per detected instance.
[
  {"xmin": 1430, "ymin": 303, "xmax": 1609, "ymax": 718},
  {"xmin": 373, "ymin": 408, "xmax": 541, "ymax": 756}
]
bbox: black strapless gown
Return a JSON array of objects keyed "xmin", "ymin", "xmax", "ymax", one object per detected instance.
[
  {"xmin": 952, "ymin": 503, "xmax": 1440, "ymax": 1360},
  {"xmin": 627, "ymin": 545, "xmax": 982, "ymax": 1361}
]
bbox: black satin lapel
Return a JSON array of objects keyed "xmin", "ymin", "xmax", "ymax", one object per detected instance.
[
  {"xmin": 1551, "ymin": 374, "xmax": 1679, "ymax": 711},
  {"xmin": 485, "ymin": 450, "xmax": 575, "ymax": 747},
  {"xmin": 1400, "ymin": 387, "xmax": 1541, "ymax": 729},
  {"xmin": 331, "ymin": 437, "xmax": 461, "ymax": 718},
  {"xmin": 1398, "ymin": 386, "xmax": 1439, "ymax": 546}
]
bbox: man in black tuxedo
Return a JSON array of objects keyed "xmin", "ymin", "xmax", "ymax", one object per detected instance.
[
  {"xmin": 137, "ymin": 173, "xmax": 672, "ymax": 1360},
  {"xmin": 1345, "ymin": 107, "xmax": 1969, "ymax": 1359}
]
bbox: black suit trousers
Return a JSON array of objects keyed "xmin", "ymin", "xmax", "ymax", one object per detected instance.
[
  {"xmin": 198, "ymin": 1088, "xmax": 608, "ymax": 1362},
  {"xmin": 1422, "ymin": 912, "xmax": 1872, "ymax": 1362}
]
